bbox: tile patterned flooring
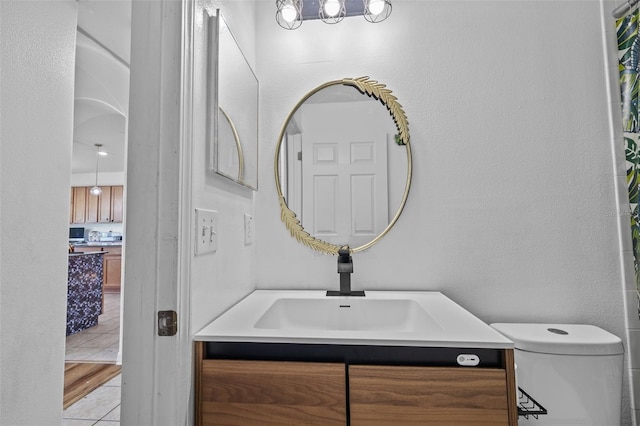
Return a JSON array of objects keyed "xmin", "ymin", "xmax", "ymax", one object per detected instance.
[
  {"xmin": 64, "ymin": 292, "xmax": 121, "ymax": 425},
  {"xmin": 65, "ymin": 293, "xmax": 120, "ymax": 363},
  {"xmin": 63, "ymin": 374, "xmax": 121, "ymax": 425}
]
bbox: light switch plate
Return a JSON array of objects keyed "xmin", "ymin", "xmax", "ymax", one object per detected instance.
[
  {"xmin": 195, "ymin": 208, "xmax": 218, "ymax": 255},
  {"xmin": 244, "ymin": 214, "xmax": 254, "ymax": 245}
]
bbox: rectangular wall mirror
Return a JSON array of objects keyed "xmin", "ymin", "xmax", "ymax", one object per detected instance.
[{"xmin": 207, "ymin": 11, "xmax": 259, "ymax": 190}]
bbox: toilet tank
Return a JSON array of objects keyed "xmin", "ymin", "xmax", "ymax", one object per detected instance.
[{"xmin": 491, "ymin": 323, "xmax": 624, "ymax": 426}]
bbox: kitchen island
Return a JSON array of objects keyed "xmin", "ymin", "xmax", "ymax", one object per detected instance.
[
  {"xmin": 71, "ymin": 242, "xmax": 122, "ymax": 293},
  {"xmin": 67, "ymin": 251, "xmax": 104, "ymax": 336}
]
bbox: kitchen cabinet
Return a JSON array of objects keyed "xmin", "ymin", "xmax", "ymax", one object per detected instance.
[
  {"xmin": 69, "ymin": 185, "xmax": 124, "ymax": 224},
  {"xmin": 109, "ymin": 185, "xmax": 124, "ymax": 222},
  {"xmin": 103, "ymin": 247, "xmax": 122, "ymax": 293},
  {"xmin": 86, "ymin": 189, "xmax": 99, "ymax": 223},
  {"xmin": 194, "ymin": 343, "xmax": 517, "ymax": 426},
  {"xmin": 97, "ymin": 186, "xmax": 111, "ymax": 222},
  {"xmin": 70, "ymin": 186, "xmax": 88, "ymax": 223}
]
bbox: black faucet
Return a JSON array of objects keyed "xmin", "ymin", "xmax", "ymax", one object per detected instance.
[{"xmin": 326, "ymin": 247, "xmax": 365, "ymax": 297}]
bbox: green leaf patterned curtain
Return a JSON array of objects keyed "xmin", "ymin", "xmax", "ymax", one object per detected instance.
[{"xmin": 617, "ymin": 10, "xmax": 640, "ymax": 320}]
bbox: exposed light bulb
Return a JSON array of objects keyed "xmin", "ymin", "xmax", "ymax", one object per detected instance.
[
  {"xmin": 324, "ymin": 0, "xmax": 340, "ymax": 17},
  {"xmin": 368, "ymin": 0, "xmax": 385, "ymax": 15},
  {"xmin": 281, "ymin": 4, "xmax": 297, "ymax": 22},
  {"xmin": 90, "ymin": 186, "xmax": 102, "ymax": 196}
]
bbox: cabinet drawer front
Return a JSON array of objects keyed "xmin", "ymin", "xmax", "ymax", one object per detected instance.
[
  {"xmin": 71, "ymin": 246, "xmax": 121, "ymax": 255},
  {"xmin": 103, "ymin": 246, "xmax": 122, "ymax": 255},
  {"xmin": 349, "ymin": 365, "xmax": 509, "ymax": 425},
  {"xmin": 200, "ymin": 360, "xmax": 346, "ymax": 425}
]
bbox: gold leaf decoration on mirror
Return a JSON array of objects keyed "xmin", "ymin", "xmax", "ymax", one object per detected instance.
[
  {"xmin": 279, "ymin": 196, "xmax": 341, "ymax": 255},
  {"xmin": 275, "ymin": 76, "xmax": 412, "ymax": 255},
  {"xmin": 346, "ymin": 76, "xmax": 409, "ymax": 146}
]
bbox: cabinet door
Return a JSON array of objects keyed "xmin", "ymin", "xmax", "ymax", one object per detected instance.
[
  {"xmin": 97, "ymin": 186, "xmax": 112, "ymax": 222},
  {"xmin": 86, "ymin": 188, "xmax": 99, "ymax": 223},
  {"xmin": 70, "ymin": 187, "xmax": 88, "ymax": 223},
  {"xmin": 349, "ymin": 365, "xmax": 510, "ymax": 425},
  {"xmin": 103, "ymin": 251, "xmax": 121, "ymax": 293},
  {"xmin": 198, "ymin": 360, "xmax": 346, "ymax": 425},
  {"xmin": 110, "ymin": 185, "xmax": 124, "ymax": 223}
]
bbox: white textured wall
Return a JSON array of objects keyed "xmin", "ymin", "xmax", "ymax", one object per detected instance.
[
  {"xmin": 71, "ymin": 171, "xmax": 125, "ymax": 187},
  {"xmin": 190, "ymin": 0, "xmax": 257, "ymax": 333},
  {"xmin": 254, "ymin": 1, "xmax": 631, "ymax": 423},
  {"xmin": 0, "ymin": 1, "xmax": 77, "ymax": 424}
]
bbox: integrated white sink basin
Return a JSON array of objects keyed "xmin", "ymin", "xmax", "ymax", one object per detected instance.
[
  {"xmin": 254, "ymin": 297, "xmax": 442, "ymax": 332},
  {"xmin": 195, "ymin": 290, "xmax": 514, "ymax": 349}
]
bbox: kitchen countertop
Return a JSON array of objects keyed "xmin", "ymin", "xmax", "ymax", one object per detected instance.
[
  {"xmin": 72, "ymin": 241, "xmax": 122, "ymax": 247},
  {"xmin": 68, "ymin": 251, "xmax": 106, "ymax": 256}
]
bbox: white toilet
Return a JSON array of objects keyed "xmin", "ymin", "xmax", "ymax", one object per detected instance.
[{"xmin": 491, "ymin": 323, "xmax": 624, "ymax": 425}]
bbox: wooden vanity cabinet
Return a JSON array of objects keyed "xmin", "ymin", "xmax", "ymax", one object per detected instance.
[
  {"xmin": 196, "ymin": 358, "xmax": 346, "ymax": 425},
  {"xmin": 194, "ymin": 343, "xmax": 517, "ymax": 426}
]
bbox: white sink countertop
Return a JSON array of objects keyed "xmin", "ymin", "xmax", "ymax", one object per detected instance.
[{"xmin": 194, "ymin": 290, "xmax": 514, "ymax": 349}]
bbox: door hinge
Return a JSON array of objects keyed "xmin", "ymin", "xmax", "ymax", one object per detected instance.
[
  {"xmin": 158, "ymin": 310, "xmax": 178, "ymax": 336},
  {"xmin": 297, "ymin": 151, "xmax": 302, "ymax": 161}
]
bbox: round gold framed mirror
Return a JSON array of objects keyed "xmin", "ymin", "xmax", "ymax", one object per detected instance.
[{"xmin": 274, "ymin": 76, "xmax": 412, "ymax": 255}]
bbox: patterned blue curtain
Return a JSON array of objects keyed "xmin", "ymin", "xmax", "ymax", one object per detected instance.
[{"xmin": 617, "ymin": 10, "xmax": 640, "ymax": 319}]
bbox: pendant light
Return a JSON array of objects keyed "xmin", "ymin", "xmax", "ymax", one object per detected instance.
[{"xmin": 90, "ymin": 143, "xmax": 103, "ymax": 196}]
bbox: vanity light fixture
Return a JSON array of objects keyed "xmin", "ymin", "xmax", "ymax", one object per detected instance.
[
  {"xmin": 90, "ymin": 143, "xmax": 103, "ymax": 196},
  {"xmin": 276, "ymin": 0, "xmax": 391, "ymax": 30}
]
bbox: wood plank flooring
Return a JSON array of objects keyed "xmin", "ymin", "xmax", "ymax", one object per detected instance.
[{"xmin": 64, "ymin": 362, "xmax": 121, "ymax": 409}]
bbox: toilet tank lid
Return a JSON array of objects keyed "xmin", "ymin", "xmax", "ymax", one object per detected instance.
[{"xmin": 490, "ymin": 323, "xmax": 624, "ymax": 356}]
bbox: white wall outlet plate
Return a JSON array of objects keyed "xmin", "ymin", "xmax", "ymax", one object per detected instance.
[
  {"xmin": 195, "ymin": 208, "xmax": 218, "ymax": 255},
  {"xmin": 244, "ymin": 214, "xmax": 254, "ymax": 245}
]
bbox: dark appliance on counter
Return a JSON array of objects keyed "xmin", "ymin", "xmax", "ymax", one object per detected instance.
[{"xmin": 69, "ymin": 227, "xmax": 86, "ymax": 242}]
